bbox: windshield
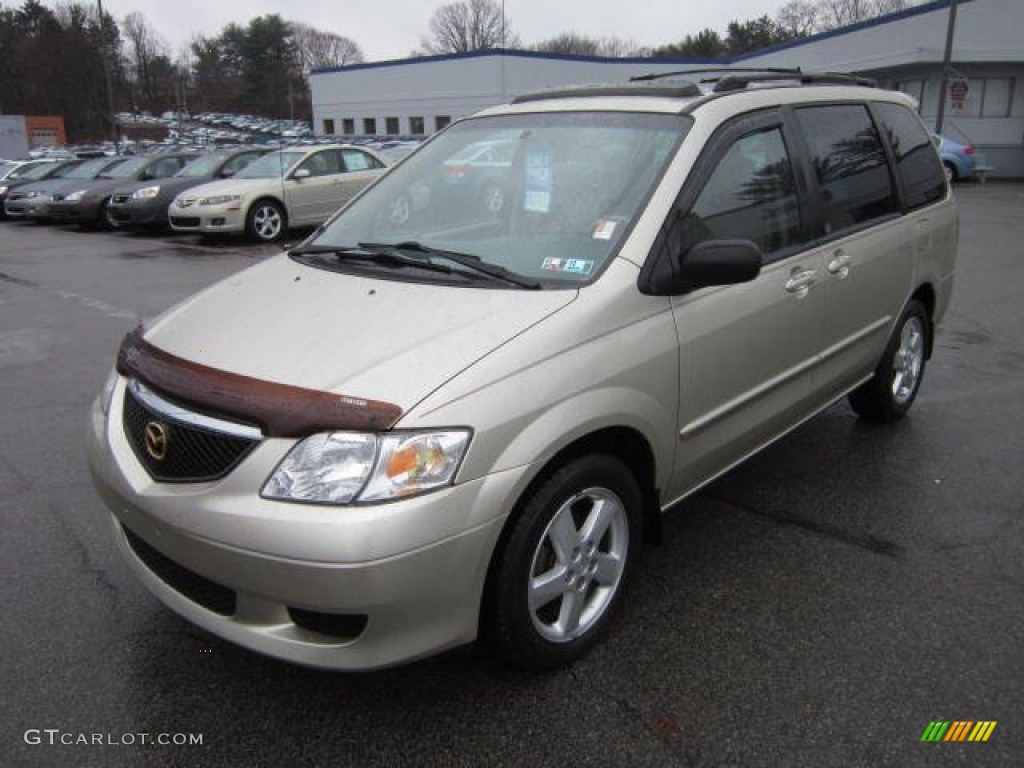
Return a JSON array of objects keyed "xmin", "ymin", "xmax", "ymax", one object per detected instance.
[
  {"xmin": 235, "ymin": 151, "xmax": 304, "ymax": 179},
  {"xmin": 307, "ymin": 112, "xmax": 689, "ymax": 287},
  {"xmin": 175, "ymin": 152, "xmax": 228, "ymax": 178},
  {"xmin": 101, "ymin": 156, "xmax": 151, "ymax": 178},
  {"xmin": 67, "ymin": 157, "xmax": 124, "ymax": 179},
  {"xmin": 17, "ymin": 162, "xmax": 60, "ymax": 180}
]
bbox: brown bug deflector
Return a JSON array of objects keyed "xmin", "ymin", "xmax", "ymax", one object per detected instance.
[{"xmin": 116, "ymin": 327, "xmax": 403, "ymax": 438}]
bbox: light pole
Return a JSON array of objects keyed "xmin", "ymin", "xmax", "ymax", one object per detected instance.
[
  {"xmin": 96, "ymin": 0, "xmax": 120, "ymax": 153},
  {"xmin": 935, "ymin": 0, "xmax": 960, "ymax": 135}
]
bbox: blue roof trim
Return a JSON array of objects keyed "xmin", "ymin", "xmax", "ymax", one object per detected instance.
[
  {"xmin": 311, "ymin": 0, "xmax": 972, "ymax": 77},
  {"xmin": 312, "ymin": 47, "xmax": 727, "ymax": 77},
  {"xmin": 735, "ymin": 0, "xmax": 970, "ymax": 61}
]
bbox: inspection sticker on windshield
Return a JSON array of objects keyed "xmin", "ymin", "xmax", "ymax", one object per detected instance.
[
  {"xmin": 524, "ymin": 148, "xmax": 553, "ymax": 213},
  {"xmin": 541, "ymin": 258, "xmax": 594, "ymax": 276},
  {"xmin": 592, "ymin": 218, "xmax": 618, "ymax": 240}
]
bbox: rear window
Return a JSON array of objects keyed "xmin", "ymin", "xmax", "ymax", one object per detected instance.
[
  {"xmin": 872, "ymin": 102, "xmax": 946, "ymax": 210},
  {"xmin": 794, "ymin": 104, "xmax": 899, "ymax": 235}
]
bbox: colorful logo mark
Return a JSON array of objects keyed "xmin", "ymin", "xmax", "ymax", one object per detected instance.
[{"xmin": 921, "ymin": 721, "xmax": 997, "ymax": 742}]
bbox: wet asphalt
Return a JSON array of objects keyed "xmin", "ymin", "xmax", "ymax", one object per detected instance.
[{"xmin": 1, "ymin": 185, "xmax": 1022, "ymax": 767}]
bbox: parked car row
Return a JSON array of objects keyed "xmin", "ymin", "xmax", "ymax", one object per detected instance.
[{"xmin": 3, "ymin": 144, "xmax": 390, "ymax": 242}]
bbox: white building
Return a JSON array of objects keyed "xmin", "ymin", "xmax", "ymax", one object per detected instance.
[{"xmin": 311, "ymin": 0, "xmax": 1023, "ymax": 176}]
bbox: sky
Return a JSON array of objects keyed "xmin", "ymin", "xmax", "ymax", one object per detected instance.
[{"xmin": 88, "ymin": 0, "xmax": 789, "ymax": 62}]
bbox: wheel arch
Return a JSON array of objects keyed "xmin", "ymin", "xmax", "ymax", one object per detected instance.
[
  {"xmin": 478, "ymin": 424, "xmax": 662, "ymax": 643},
  {"xmin": 910, "ymin": 282, "xmax": 936, "ymax": 358}
]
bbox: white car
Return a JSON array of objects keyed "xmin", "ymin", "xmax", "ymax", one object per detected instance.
[{"xmin": 168, "ymin": 145, "xmax": 387, "ymax": 241}]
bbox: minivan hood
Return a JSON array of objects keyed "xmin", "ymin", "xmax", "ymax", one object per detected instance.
[{"xmin": 141, "ymin": 254, "xmax": 576, "ymax": 414}]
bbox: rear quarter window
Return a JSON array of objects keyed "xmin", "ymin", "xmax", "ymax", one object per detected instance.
[{"xmin": 871, "ymin": 101, "xmax": 947, "ymax": 210}]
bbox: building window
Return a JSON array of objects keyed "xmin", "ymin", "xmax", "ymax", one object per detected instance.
[
  {"xmin": 342, "ymin": 118, "xmax": 355, "ymax": 135},
  {"xmin": 409, "ymin": 116, "xmax": 425, "ymax": 135},
  {"xmin": 434, "ymin": 115, "xmax": 451, "ymax": 132},
  {"xmin": 947, "ymin": 77, "xmax": 1015, "ymax": 118},
  {"xmin": 322, "ymin": 118, "xmax": 335, "ymax": 135},
  {"xmin": 363, "ymin": 118, "xmax": 377, "ymax": 135},
  {"xmin": 897, "ymin": 79, "xmax": 925, "ymax": 105},
  {"xmin": 981, "ymin": 78, "xmax": 1014, "ymax": 118},
  {"xmin": 385, "ymin": 117, "xmax": 400, "ymax": 135}
]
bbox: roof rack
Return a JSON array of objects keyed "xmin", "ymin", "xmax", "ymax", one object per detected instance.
[
  {"xmin": 713, "ymin": 71, "xmax": 877, "ymax": 92},
  {"xmin": 630, "ymin": 67, "xmax": 801, "ymax": 83},
  {"xmin": 629, "ymin": 67, "xmax": 877, "ymax": 92},
  {"xmin": 511, "ymin": 83, "xmax": 701, "ymax": 104}
]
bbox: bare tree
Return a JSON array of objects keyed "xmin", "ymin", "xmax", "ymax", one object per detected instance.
[
  {"xmin": 420, "ymin": 0, "xmax": 519, "ymax": 54},
  {"xmin": 534, "ymin": 33, "xmax": 647, "ymax": 57},
  {"xmin": 122, "ymin": 11, "xmax": 169, "ymax": 109},
  {"xmin": 816, "ymin": 0, "xmax": 910, "ymax": 31},
  {"xmin": 289, "ymin": 21, "xmax": 363, "ymax": 75},
  {"xmin": 776, "ymin": 0, "xmax": 820, "ymax": 36}
]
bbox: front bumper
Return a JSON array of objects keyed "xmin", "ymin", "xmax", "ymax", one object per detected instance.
[
  {"xmin": 168, "ymin": 203, "xmax": 246, "ymax": 234},
  {"xmin": 109, "ymin": 199, "xmax": 167, "ymax": 227},
  {"xmin": 48, "ymin": 199, "xmax": 87, "ymax": 222},
  {"xmin": 4, "ymin": 196, "xmax": 51, "ymax": 219},
  {"xmin": 86, "ymin": 381, "xmax": 526, "ymax": 670}
]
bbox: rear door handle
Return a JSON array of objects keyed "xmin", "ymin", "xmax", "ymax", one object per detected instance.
[{"xmin": 827, "ymin": 250, "xmax": 851, "ymax": 279}]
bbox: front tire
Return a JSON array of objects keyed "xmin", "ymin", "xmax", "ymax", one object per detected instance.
[
  {"xmin": 943, "ymin": 162, "xmax": 957, "ymax": 183},
  {"xmin": 848, "ymin": 299, "xmax": 930, "ymax": 422},
  {"xmin": 246, "ymin": 199, "xmax": 286, "ymax": 242},
  {"xmin": 485, "ymin": 454, "xmax": 642, "ymax": 670}
]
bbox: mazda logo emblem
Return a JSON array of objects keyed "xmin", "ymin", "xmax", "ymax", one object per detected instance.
[{"xmin": 144, "ymin": 421, "xmax": 169, "ymax": 461}]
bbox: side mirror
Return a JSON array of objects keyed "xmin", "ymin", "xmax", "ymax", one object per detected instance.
[
  {"xmin": 292, "ymin": 168, "xmax": 310, "ymax": 180},
  {"xmin": 681, "ymin": 239, "xmax": 762, "ymax": 292},
  {"xmin": 641, "ymin": 238, "xmax": 762, "ymax": 295},
  {"xmin": 220, "ymin": 168, "xmax": 236, "ymax": 178}
]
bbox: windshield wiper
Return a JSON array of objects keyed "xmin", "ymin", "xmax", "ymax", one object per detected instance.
[
  {"xmin": 358, "ymin": 241, "xmax": 541, "ymax": 290},
  {"xmin": 289, "ymin": 244, "xmax": 455, "ymax": 275}
]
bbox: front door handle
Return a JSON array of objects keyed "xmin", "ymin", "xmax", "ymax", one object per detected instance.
[{"xmin": 785, "ymin": 269, "xmax": 818, "ymax": 298}]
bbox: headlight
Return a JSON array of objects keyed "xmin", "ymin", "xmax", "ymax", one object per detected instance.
[
  {"xmin": 64, "ymin": 189, "xmax": 87, "ymax": 202},
  {"xmin": 0, "ymin": 185, "xmax": 8, "ymax": 195},
  {"xmin": 198, "ymin": 195, "xmax": 241, "ymax": 206},
  {"xmin": 132, "ymin": 185, "xmax": 160, "ymax": 199},
  {"xmin": 262, "ymin": 429, "xmax": 471, "ymax": 504},
  {"xmin": 99, "ymin": 368, "xmax": 119, "ymax": 416}
]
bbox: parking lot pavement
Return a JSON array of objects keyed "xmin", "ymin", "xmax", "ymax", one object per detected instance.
[{"xmin": 2, "ymin": 186, "xmax": 1022, "ymax": 767}]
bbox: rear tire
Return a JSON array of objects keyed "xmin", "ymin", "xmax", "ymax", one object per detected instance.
[
  {"xmin": 485, "ymin": 454, "xmax": 642, "ymax": 671},
  {"xmin": 943, "ymin": 162, "xmax": 957, "ymax": 183},
  {"xmin": 849, "ymin": 299, "xmax": 929, "ymax": 423}
]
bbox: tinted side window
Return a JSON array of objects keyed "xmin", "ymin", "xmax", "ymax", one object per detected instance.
[
  {"xmin": 794, "ymin": 105, "xmax": 899, "ymax": 234},
  {"xmin": 682, "ymin": 126, "xmax": 803, "ymax": 257},
  {"xmin": 872, "ymin": 102, "xmax": 946, "ymax": 210},
  {"xmin": 222, "ymin": 152, "xmax": 262, "ymax": 175},
  {"xmin": 298, "ymin": 151, "xmax": 341, "ymax": 177},
  {"xmin": 341, "ymin": 149, "xmax": 383, "ymax": 172}
]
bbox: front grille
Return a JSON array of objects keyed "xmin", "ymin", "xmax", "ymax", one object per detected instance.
[
  {"xmin": 171, "ymin": 216, "xmax": 200, "ymax": 227},
  {"xmin": 122, "ymin": 385, "xmax": 259, "ymax": 483},
  {"xmin": 123, "ymin": 526, "xmax": 237, "ymax": 616}
]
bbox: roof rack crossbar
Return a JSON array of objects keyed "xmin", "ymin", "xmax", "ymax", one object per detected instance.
[
  {"xmin": 713, "ymin": 72, "xmax": 877, "ymax": 92},
  {"xmin": 630, "ymin": 67, "xmax": 802, "ymax": 83},
  {"xmin": 511, "ymin": 83, "xmax": 701, "ymax": 104}
]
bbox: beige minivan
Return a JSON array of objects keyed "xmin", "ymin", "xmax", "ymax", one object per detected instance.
[{"xmin": 87, "ymin": 72, "xmax": 956, "ymax": 671}]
